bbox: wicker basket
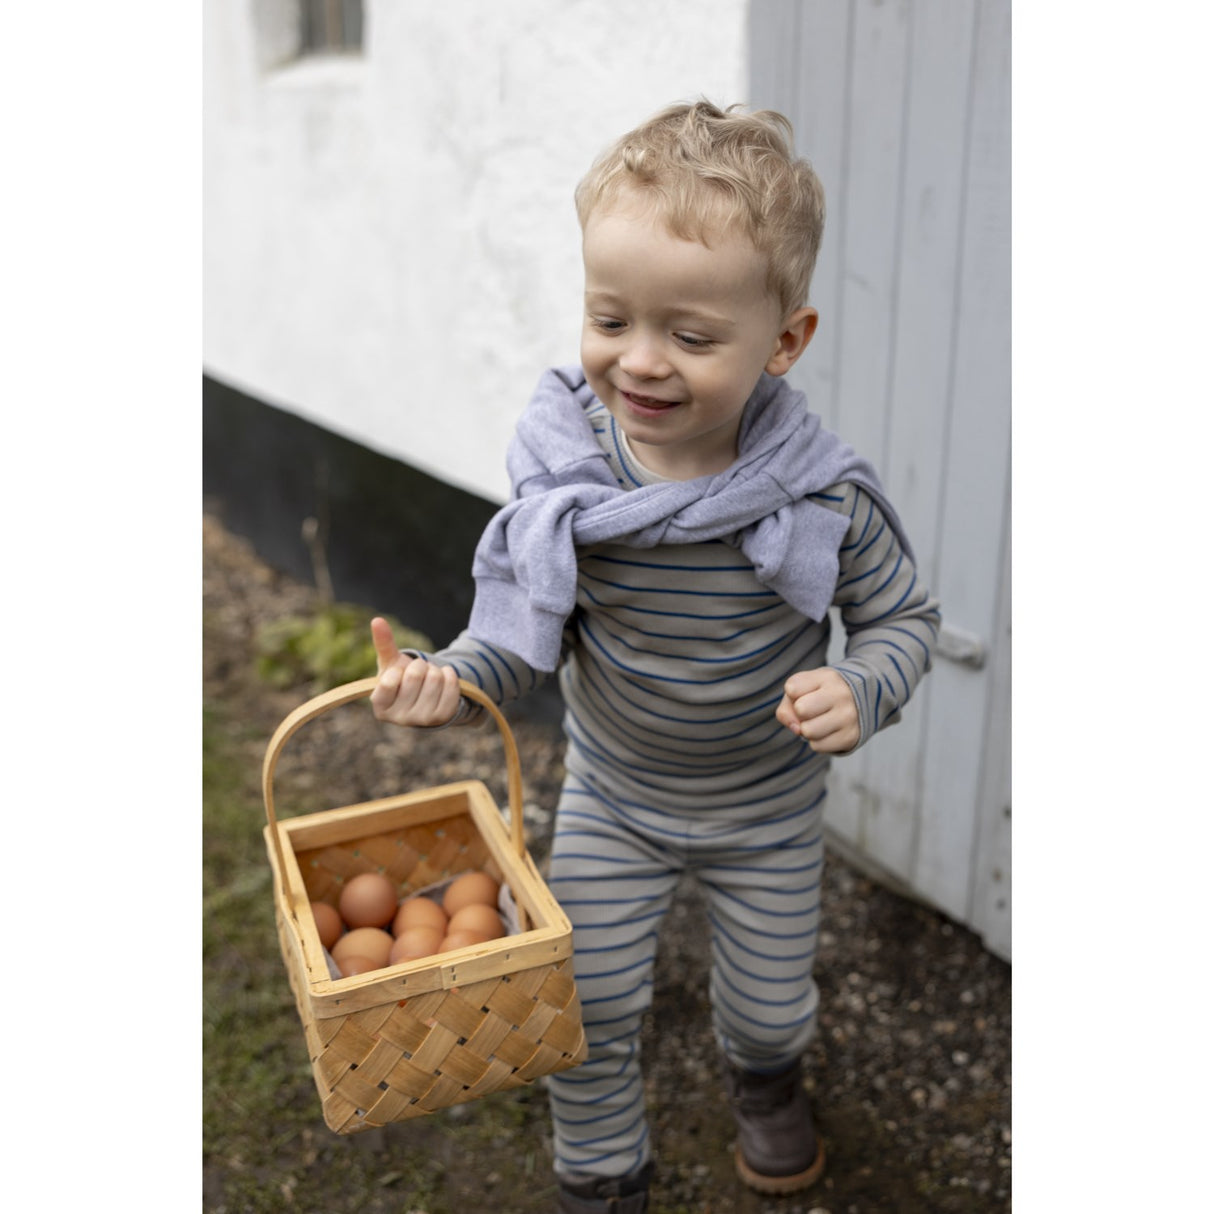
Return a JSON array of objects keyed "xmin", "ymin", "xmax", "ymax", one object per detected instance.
[{"xmin": 262, "ymin": 675, "xmax": 587, "ymax": 1134}]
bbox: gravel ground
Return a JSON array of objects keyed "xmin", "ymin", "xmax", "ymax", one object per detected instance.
[{"xmin": 204, "ymin": 510, "xmax": 1011, "ymax": 1212}]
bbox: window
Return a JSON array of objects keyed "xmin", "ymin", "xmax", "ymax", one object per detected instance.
[{"xmin": 300, "ymin": 0, "xmax": 363, "ymax": 55}]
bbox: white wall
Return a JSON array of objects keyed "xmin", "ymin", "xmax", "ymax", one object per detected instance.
[{"xmin": 204, "ymin": 0, "xmax": 749, "ymax": 503}]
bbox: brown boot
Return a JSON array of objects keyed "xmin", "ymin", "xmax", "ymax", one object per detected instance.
[
  {"xmin": 723, "ymin": 1059, "xmax": 826, "ymax": 1194},
  {"xmin": 555, "ymin": 1161, "xmax": 654, "ymax": 1213}
]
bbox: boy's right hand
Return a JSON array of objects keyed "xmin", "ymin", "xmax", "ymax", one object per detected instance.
[{"xmin": 369, "ymin": 617, "xmax": 462, "ymax": 727}]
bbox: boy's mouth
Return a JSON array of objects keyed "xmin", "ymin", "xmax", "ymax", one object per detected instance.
[{"xmin": 620, "ymin": 389, "xmax": 680, "ymax": 414}]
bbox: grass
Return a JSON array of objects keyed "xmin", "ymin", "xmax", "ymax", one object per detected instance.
[{"xmin": 202, "ymin": 700, "xmax": 306, "ymax": 1190}]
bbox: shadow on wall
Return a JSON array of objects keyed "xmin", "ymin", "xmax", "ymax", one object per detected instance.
[{"xmin": 202, "ymin": 374, "xmax": 562, "ymax": 723}]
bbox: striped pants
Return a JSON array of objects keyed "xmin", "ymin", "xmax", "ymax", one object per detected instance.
[{"xmin": 544, "ymin": 754, "xmax": 828, "ymax": 1182}]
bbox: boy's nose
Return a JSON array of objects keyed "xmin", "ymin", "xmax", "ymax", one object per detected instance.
[{"xmin": 619, "ymin": 335, "xmax": 671, "ymax": 380}]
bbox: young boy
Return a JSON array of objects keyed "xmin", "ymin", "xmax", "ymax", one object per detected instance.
[{"xmin": 370, "ymin": 101, "xmax": 939, "ymax": 1213}]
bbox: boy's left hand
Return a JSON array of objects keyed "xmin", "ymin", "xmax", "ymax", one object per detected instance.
[{"xmin": 776, "ymin": 668, "xmax": 861, "ymax": 754}]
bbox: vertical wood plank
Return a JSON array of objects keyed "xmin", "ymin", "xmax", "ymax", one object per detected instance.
[
  {"xmin": 912, "ymin": 0, "xmax": 1012, "ymax": 918},
  {"xmin": 832, "ymin": 0, "xmax": 911, "ymax": 479},
  {"xmin": 746, "ymin": 0, "xmax": 802, "ymax": 115},
  {"xmin": 849, "ymin": 0, "xmax": 977, "ymax": 885},
  {"xmin": 775, "ymin": 0, "xmax": 853, "ymax": 436},
  {"xmin": 969, "ymin": 506, "xmax": 1012, "ymax": 960},
  {"xmin": 817, "ymin": 0, "xmax": 911, "ymax": 856},
  {"xmin": 883, "ymin": 0, "xmax": 975, "ymax": 591}
]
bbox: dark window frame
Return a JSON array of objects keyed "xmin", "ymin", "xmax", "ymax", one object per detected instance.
[{"xmin": 300, "ymin": 0, "xmax": 363, "ymax": 55}]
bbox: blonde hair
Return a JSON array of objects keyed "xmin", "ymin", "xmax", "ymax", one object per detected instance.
[{"xmin": 574, "ymin": 100, "xmax": 826, "ymax": 317}]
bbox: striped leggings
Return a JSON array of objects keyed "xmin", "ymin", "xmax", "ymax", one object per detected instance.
[{"xmin": 544, "ymin": 758, "xmax": 827, "ymax": 1182}]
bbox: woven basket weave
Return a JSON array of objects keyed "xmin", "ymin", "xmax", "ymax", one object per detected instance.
[{"xmin": 262, "ymin": 675, "xmax": 587, "ymax": 1134}]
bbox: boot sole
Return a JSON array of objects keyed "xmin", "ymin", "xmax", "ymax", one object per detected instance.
[{"xmin": 734, "ymin": 1138, "xmax": 826, "ymax": 1195}]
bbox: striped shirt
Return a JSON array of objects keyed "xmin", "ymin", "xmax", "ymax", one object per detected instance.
[{"xmin": 430, "ymin": 395, "xmax": 939, "ymax": 802}]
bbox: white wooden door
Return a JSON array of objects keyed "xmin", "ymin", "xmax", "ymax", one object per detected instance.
[{"xmin": 749, "ymin": 0, "xmax": 1012, "ymax": 960}]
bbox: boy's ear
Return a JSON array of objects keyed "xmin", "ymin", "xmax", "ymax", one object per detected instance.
[{"xmin": 766, "ymin": 307, "xmax": 818, "ymax": 377}]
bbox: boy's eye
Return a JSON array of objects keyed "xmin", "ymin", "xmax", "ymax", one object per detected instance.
[
  {"xmin": 676, "ymin": 333, "xmax": 714, "ymax": 349},
  {"xmin": 591, "ymin": 317, "xmax": 624, "ymax": 333}
]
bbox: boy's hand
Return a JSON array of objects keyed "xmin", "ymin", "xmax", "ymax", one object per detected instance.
[
  {"xmin": 776, "ymin": 668, "xmax": 861, "ymax": 754},
  {"xmin": 369, "ymin": 617, "xmax": 461, "ymax": 727}
]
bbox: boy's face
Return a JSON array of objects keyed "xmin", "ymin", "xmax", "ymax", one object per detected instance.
[{"xmin": 580, "ymin": 193, "xmax": 815, "ymax": 480}]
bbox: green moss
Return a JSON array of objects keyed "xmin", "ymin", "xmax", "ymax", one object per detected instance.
[{"xmin": 255, "ymin": 604, "xmax": 431, "ymax": 694}]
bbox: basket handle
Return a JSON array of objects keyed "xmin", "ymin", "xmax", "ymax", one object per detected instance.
[{"xmin": 262, "ymin": 676, "xmax": 526, "ymax": 902}]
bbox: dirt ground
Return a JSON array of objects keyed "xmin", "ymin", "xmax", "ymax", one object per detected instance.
[{"xmin": 203, "ymin": 510, "xmax": 1011, "ymax": 1213}]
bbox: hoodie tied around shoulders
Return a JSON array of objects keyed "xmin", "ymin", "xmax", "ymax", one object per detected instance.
[{"xmin": 467, "ymin": 366, "xmax": 913, "ymax": 673}]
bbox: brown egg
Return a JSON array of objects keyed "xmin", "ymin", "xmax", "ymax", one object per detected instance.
[
  {"xmin": 337, "ymin": 955, "xmax": 381, "ymax": 977},
  {"xmin": 338, "ymin": 872, "xmax": 398, "ymax": 929},
  {"xmin": 448, "ymin": 902, "xmax": 505, "ymax": 941},
  {"xmin": 442, "ymin": 871, "xmax": 500, "ymax": 917},
  {"xmin": 438, "ymin": 929, "xmax": 489, "ymax": 953},
  {"xmin": 310, "ymin": 901, "xmax": 344, "ymax": 951},
  {"xmin": 330, "ymin": 926, "xmax": 394, "ymax": 968},
  {"xmin": 390, "ymin": 926, "xmax": 443, "ymax": 964},
  {"xmin": 392, "ymin": 895, "xmax": 448, "ymax": 938}
]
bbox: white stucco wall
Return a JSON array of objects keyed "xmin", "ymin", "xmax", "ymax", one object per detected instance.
[{"xmin": 204, "ymin": 0, "xmax": 750, "ymax": 503}]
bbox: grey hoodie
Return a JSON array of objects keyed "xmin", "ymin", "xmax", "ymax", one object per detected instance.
[{"xmin": 468, "ymin": 365, "xmax": 912, "ymax": 672}]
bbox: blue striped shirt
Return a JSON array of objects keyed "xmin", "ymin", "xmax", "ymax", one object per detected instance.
[{"xmin": 431, "ymin": 396, "xmax": 939, "ymax": 799}]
